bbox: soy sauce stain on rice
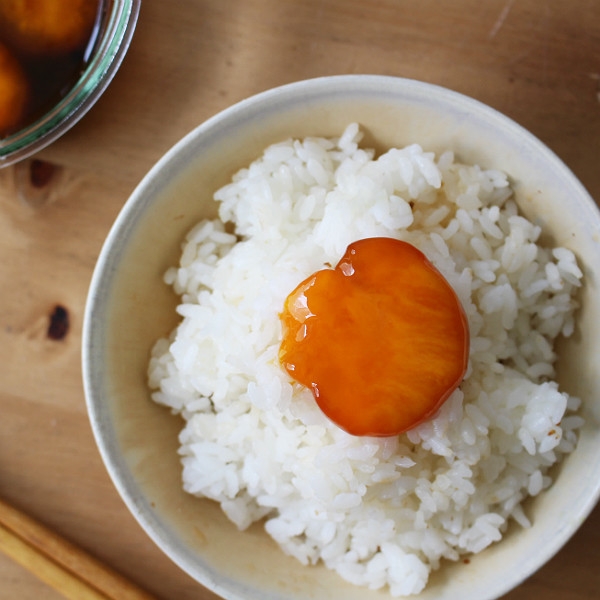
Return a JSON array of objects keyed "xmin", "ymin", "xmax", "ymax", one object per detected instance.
[{"xmin": 47, "ymin": 304, "xmax": 70, "ymax": 340}]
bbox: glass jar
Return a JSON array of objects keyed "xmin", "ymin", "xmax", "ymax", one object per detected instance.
[{"xmin": 0, "ymin": 0, "xmax": 141, "ymax": 167}]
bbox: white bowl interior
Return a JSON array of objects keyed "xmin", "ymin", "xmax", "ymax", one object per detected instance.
[{"xmin": 83, "ymin": 75, "xmax": 600, "ymax": 600}]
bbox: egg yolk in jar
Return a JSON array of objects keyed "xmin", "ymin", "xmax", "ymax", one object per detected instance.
[
  {"xmin": 0, "ymin": 0, "xmax": 102, "ymax": 137},
  {"xmin": 0, "ymin": 0, "xmax": 99, "ymax": 56},
  {"xmin": 0, "ymin": 41, "xmax": 29, "ymax": 136},
  {"xmin": 279, "ymin": 237, "xmax": 470, "ymax": 437}
]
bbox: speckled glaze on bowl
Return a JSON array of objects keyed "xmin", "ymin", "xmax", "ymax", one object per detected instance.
[{"xmin": 82, "ymin": 75, "xmax": 600, "ymax": 600}]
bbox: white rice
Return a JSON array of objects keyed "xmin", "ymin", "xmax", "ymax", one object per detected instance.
[{"xmin": 148, "ymin": 124, "xmax": 584, "ymax": 596}]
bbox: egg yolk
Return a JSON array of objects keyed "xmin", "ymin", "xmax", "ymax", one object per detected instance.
[
  {"xmin": 0, "ymin": 0, "xmax": 99, "ymax": 56},
  {"xmin": 0, "ymin": 42, "xmax": 29, "ymax": 136},
  {"xmin": 279, "ymin": 237, "xmax": 470, "ymax": 437}
]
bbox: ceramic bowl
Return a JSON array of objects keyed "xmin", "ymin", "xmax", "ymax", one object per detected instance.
[
  {"xmin": 0, "ymin": 0, "xmax": 140, "ymax": 167},
  {"xmin": 82, "ymin": 75, "xmax": 600, "ymax": 600}
]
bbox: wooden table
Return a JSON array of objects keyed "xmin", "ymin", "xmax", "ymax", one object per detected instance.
[{"xmin": 1, "ymin": 1, "xmax": 598, "ymax": 598}]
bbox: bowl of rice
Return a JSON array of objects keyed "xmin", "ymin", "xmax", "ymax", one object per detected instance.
[{"xmin": 83, "ymin": 75, "xmax": 600, "ymax": 599}]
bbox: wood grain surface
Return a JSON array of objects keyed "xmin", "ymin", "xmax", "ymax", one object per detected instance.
[{"xmin": 0, "ymin": 1, "xmax": 598, "ymax": 598}]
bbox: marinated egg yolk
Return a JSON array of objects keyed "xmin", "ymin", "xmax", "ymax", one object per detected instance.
[
  {"xmin": 0, "ymin": 42, "xmax": 29, "ymax": 136},
  {"xmin": 279, "ymin": 237, "xmax": 470, "ymax": 437},
  {"xmin": 0, "ymin": 0, "xmax": 99, "ymax": 56}
]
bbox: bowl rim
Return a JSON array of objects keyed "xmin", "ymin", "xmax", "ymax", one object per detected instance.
[
  {"xmin": 82, "ymin": 74, "xmax": 600, "ymax": 600},
  {"xmin": 0, "ymin": 0, "xmax": 141, "ymax": 167}
]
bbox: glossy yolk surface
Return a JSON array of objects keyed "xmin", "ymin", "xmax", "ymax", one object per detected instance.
[{"xmin": 279, "ymin": 237, "xmax": 470, "ymax": 437}]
